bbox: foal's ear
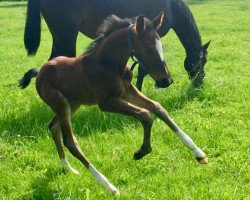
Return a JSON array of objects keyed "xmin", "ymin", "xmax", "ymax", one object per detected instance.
[
  {"xmin": 203, "ymin": 40, "xmax": 211, "ymax": 50},
  {"xmin": 152, "ymin": 12, "xmax": 165, "ymax": 30},
  {"xmin": 136, "ymin": 15, "xmax": 145, "ymax": 34}
]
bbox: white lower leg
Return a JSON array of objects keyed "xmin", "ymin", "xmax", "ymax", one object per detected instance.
[
  {"xmin": 168, "ymin": 118, "xmax": 207, "ymax": 163},
  {"xmin": 89, "ymin": 164, "xmax": 120, "ymax": 196},
  {"xmin": 61, "ymin": 158, "xmax": 79, "ymax": 174},
  {"xmin": 175, "ymin": 129, "xmax": 206, "ymax": 159}
]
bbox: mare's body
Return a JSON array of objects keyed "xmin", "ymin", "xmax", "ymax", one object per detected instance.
[{"xmin": 25, "ymin": 0, "xmax": 210, "ymax": 89}]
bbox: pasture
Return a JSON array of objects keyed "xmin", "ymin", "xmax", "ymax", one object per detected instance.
[{"xmin": 0, "ymin": 0, "xmax": 249, "ymax": 199}]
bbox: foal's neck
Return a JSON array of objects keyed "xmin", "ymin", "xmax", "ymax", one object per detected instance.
[{"xmin": 97, "ymin": 28, "xmax": 130, "ymax": 72}]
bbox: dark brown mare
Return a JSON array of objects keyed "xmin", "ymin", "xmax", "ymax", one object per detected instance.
[
  {"xmin": 24, "ymin": 0, "xmax": 211, "ymax": 90},
  {"xmin": 20, "ymin": 13, "xmax": 207, "ymax": 196}
]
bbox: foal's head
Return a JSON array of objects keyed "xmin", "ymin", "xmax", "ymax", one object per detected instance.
[{"xmin": 131, "ymin": 13, "xmax": 173, "ymax": 88}]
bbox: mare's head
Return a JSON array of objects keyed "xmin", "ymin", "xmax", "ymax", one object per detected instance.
[
  {"xmin": 130, "ymin": 13, "xmax": 173, "ymax": 88},
  {"xmin": 184, "ymin": 40, "xmax": 211, "ymax": 85}
]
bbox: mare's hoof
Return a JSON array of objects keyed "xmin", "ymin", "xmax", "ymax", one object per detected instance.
[
  {"xmin": 196, "ymin": 156, "xmax": 208, "ymax": 164},
  {"xmin": 133, "ymin": 147, "xmax": 152, "ymax": 160}
]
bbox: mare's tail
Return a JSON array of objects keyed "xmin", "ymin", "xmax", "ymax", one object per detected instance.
[
  {"xmin": 24, "ymin": 0, "xmax": 41, "ymax": 55},
  {"xmin": 19, "ymin": 68, "xmax": 39, "ymax": 89}
]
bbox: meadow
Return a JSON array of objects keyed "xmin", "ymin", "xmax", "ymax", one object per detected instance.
[{"xmin": 0, "ymin": 0, "xmax": 249, "ymax": 199}]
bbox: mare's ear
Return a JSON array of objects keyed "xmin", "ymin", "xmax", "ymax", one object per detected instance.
[
  {"xmin": 203, "ymin": 40, "xmax": 211, "ymax": 50},
  {"xmin": 152, "ymin": 12, "xmax": 165, "ymax": 30},
  {"xmin": 136, "ymin": 15, "xmax": 145, "ymax": 34}
]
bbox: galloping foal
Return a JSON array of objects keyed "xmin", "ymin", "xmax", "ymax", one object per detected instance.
[{"xmin": 19, "ymin": 13, "xmax": 207, "ymax": 196}]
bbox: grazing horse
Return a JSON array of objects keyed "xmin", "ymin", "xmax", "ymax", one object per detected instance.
[
  {"xmin": 24, "ymin": 0, "xmax": 211, "ymax": 90},
  {"xmin": 20, "ymin": 13, "xmax": 207, "ymax": 196}
]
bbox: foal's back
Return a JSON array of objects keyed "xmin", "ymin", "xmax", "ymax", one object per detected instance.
[{"xmin": 36, "ymin": 56, "xmax": 96, "ymax": 105}]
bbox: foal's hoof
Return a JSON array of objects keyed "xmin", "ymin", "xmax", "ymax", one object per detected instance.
[
  {"xmin": 62, "ymin": 166, "xmax": 80, "ymax": 175},
  {"xmin": 112, "ymin": 189, "xmax": 120, "ymax": 197},
  {"xmin": 196, "ymin": 156, "xmax": 208, "ymax": 164},
  {"xmin": 108, "ymin": 185, "xmax": 120, "ymax": 197},
  {"xmin": 133, "ymin": 147, "xmax": 152, "ymax": 160}
]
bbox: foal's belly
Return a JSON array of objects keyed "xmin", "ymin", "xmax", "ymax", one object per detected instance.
[{"xmin": 58, "ymin": 76, "xmax": 97, "ymax": 106}]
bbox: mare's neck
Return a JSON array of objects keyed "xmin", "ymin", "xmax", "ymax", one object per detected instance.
[
  {"xmin": 171, "ymin": 0, "xmax": 202, "ymax": 57},
  {"xmin": 98, "ymin": 29, "xmax": 130, "ymax": 72}
]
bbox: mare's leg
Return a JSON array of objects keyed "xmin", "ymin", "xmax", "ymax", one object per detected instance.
[
  {"xmin": 42, "ymin": 86, "xmax": 119, "ymax": 196},
  {"xmin": 99, "ymin": 98, "xmax": 153, "ymax": 160},
  {"xmin": 45, "ymin": 20, "xmax": 78, "ymax": 60},
  {"xmin": 136, "ymin": 65, "xmax": 148, "ymax": 91},
  {"xmin": 123, "ymin": 85, "xmax": 208, "ymax": 164},
  {"xmin": 49, "ymin": 31, "xmax": 78, "ymax": 60}
]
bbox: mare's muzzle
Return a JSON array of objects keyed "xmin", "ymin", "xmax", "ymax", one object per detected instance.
[{"xmin": 188, "ymin": 64, "xmax": 205, "ymax": 86}]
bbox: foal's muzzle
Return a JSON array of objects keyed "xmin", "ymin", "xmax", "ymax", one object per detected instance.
[
  {"xmin": 153, "ymin": 61, "xmax": 173, "ymax": 88},
  {"xmin": 155, "ymin": 78, "xmax": 173, "ymax": 88}
]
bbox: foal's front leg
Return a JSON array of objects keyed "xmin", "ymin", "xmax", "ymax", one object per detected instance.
[
  {"xmin": 99, "ymin": 97, "xmax": 153, "ymax": 159},
  {"xmin": 124, "ymin": 85, "xmax": 208, "ymax": 164}
]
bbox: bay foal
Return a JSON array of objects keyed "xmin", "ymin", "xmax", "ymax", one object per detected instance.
[{"xmin": 19, "ymin": 13, "xmax": 207, "ymax": 196}]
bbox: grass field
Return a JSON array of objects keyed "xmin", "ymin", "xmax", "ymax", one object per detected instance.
[{"xmin": 0, "ymin": 0, "xmax": 249, "ymax": 199}]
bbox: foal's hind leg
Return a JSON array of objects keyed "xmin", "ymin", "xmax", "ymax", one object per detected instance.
[
  {"xmin": 49, "ymin": 116, "xmax": 79, "ymax": 174},
  {"xmin": 58, "ymin": 104, "xmax": 119, "ymax": 195},
  {"xmin": 44, "ymin": 90, "xmax": 119, "ymax": 195},
  {"xmin": 123, "ymin": 85, "xmax": 208, "ymax": 164}
]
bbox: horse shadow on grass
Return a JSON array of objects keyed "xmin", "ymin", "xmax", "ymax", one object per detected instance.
[
  {"xmin": 157, "ymin": 82, "xmax": 208, "ymax": 113},
  {"xmin": 2, "ymin": 82, "xmax": 208, "ymax": 140},
  {"xmin": 20, "ymin": 167, "xmax": 66, "ymax": 199},
  {"xmin": 1, "ymin": 97, "xmax": 138, "ymax": 139}
]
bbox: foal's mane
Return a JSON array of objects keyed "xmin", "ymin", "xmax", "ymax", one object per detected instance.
[{"xmin": 85, "ymin": 15, "xmax": 132, "ymax": 53}]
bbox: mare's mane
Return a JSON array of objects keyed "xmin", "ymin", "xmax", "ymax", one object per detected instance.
[
  {"xmin": 171, "ymin": 0, "xmax": 201, "ymax": 46},
  {"xmin": 85, "ymin": 15, "xmax": 132, "ymax": 53}
]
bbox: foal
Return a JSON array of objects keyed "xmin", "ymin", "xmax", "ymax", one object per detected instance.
[{"xmin": 19, "ymin": 13, "xmax": 207, "ymax": 196}]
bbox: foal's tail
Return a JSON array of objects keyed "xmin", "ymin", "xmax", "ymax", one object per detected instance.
[
  {"xmin": 24, "ymin": 0, "xmax": 41, "ymax": 55},
  {"xmin": 19, "ymin": 68, "xmax": 39, "ymax": 89}
]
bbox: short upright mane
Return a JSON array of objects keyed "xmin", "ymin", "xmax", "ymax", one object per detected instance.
[
  {"xmin": 97, "ymin": 15, "xmax": 132, "ymax": 37},
  {"xmin": 85, "ymin": 15, "xmax": 131, "ymax": 53}
]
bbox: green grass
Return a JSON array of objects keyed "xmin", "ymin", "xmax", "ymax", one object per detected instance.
[{"xmin": 0, "ymin": 0, "xmax": 249, "ymax": 199}]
